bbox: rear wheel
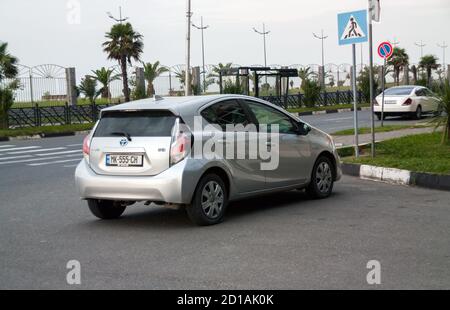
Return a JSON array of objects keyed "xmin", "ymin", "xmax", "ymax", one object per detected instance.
[
  {"xmin": 306, "ymin": 156, "xmax": 334, "ymax": 199},
  {"xmin": 87, "ymin": 199, "xmax": 126, "ymax": 219},
  {"xmin": 186, "ymin": 174, "xmax": 228, "ymax": 226},
  {"xmin": 414, "ymin": 106, "xmax": 422, "ymax": 120}
]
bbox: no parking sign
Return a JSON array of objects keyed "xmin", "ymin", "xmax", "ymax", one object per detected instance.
[{"xmin": 378, "ymin": 41, "xmax": 393, "ymax": 59}]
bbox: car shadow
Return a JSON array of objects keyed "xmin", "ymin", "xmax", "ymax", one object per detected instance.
[{"xmin": 81, "ymin": 190, "xmax": 340, "ymax": 230}]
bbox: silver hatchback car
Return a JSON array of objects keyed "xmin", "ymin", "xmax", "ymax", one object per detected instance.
[{"xmin": 75, "ymin": 95, "xmax": 341, "ymax": 225}]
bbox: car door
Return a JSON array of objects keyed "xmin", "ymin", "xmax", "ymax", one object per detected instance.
[
  {"xmin": 414, "ymin": 88, "xmax": 427, "ymax": 111},
  {"xmin": 200, "ymin": 99, "xmax": 266, "ymax": 194},
  {"xmin": 424, "ymin": 88, "xmax": 440, "ymax": 112},
  {"xmin": 242, "ymin": 100, "xmax": 312, "ymax": 189}
]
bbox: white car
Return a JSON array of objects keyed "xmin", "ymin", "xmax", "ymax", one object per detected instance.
[{"xmin": 374, "ymin": 86, "xmax": 441, "ymax": 120}]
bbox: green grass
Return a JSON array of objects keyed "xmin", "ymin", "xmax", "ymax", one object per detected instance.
[
  {"xmin": 287, "ymin": 103, "xmax": 369, "ymax": 114},
  {"xmin": 343, "ymin": 132, "xmax": 450, "ymax": 175},
  {"xmin": 0, "ymin": 123, "xmax": 94, "ymax": 138},
  {"xmin": 332, "ymin": 123, "xmax": 431, "ymax": 136}
]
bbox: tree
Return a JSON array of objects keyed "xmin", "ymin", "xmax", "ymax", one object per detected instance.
[
  {"xmin": 387, "ymin": 47, "xmax": 409, "ymax": 86},
  {"xmin": 0, "ymin": 42, "xmax": 19, "ymax": 129},
  {"xmin": 419, "ymin": 54, "xmax": 440, "ymax": 87},
  {"xmin": 298, "ymin": 67, "xmax": 312, "ymax": 91},
  {"xmin": 91, "ymin": 67, "xmax": 120, "ymax": 99},
  {"xmin": 430, "ymin": 79, "xmax": 450, "ymax": 144},
  {"xmin": 143, "ymin": 61, "xmax": 169, "ymax": 96},
  {"xmin": 211, "ymin": 63, "xmax": 233, "ymax": 77},
  {"xmin": 78, "ymin": 76, "xmax": 99, "ymax": 104},
  {"xmin": 358, "ymin": 67, "xmax": 379, "ymax": 103},
  {"xmin": 103, "ymin": 22, "xmax": 144, "ymax": 102},
  {"xmin": 302, "ymin": 78, "xmax": 321, "ymax": 108}
]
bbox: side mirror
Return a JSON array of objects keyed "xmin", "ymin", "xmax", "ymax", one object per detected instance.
[{"xmin": 297, "ymin": 122, "xmax": 311, "ymax": 135}]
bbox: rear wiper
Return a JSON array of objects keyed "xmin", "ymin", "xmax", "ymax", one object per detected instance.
[{"xmin": 110, "ymin": 131, "xmax": 132, "ymax": 141}]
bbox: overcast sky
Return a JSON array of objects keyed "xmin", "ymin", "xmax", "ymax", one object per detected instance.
[{"xmin": 1, "ymin": 0, "xmax": 449, "ymax": 77}]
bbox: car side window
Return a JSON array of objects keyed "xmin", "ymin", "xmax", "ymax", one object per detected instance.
[
  {"xmin": 201, "ymin": 100, "xmax": 251, "ymax": 131},
  {"xmin": 244, "ymin": 101, "xmax": 298, "ymax": 134},
  {"xmin": 415, "ymin": 89, "xmax": 425, "ymax": 97}
]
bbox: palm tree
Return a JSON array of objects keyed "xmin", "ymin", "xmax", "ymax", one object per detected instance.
[
  {"xmin": 78, "ymin": 76, "xmax": 99, "ymax": 104},
  {"xmin": 91, "ymin": 67, "xmax": 120, "ymax": 99},
  {"xmin": 211, "ymin": 63, "xmax": 233, "ymax": 77},
  {"xmin": 419, "ymin": 55, "xmax": 440, "ymax": 87},
  {"xmin": 387, "ymin": 47, "xmax": 409, "ymax": 86},
  {"xmin": 143, "ymin": 61, "xmax": 169, "ymax": 96},
  {"xmin": 430, "ymin": 79, "xmax": 450, "ymax": 144},
  {"xmin": 298, "ymin": 67, "xmax": 312, "ymax": 91},
  {"xmin": 0, "ymin": 42, "xmax": 18, "ymax": 81},
  {"xmin": 0, "ymin": 42, "xmax": 19, "ymax": 129},
  {"xmin": 103, "ymin": 22, "xmax": 144, "ymax": 102}
]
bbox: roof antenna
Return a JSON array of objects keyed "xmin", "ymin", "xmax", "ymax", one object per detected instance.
[{"xmin": 153, "ymin": 95, "xmax": 164, "ymax": 102}]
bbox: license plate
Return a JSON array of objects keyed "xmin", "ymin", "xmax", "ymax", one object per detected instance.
[{"xmin": 106, "ymin": 154, "xmax": 144, "ymax": 167}]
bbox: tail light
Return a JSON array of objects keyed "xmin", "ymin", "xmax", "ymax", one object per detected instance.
[
  {"xmin": 83, "ymin": 135, "xmax": 91, "ymax": 161},
  {"xmin": 170, "ymin": 118, "xmax": 191, "ymax": 166},
  {"xmin": 402, "ymin": 98, "xmax": 413, "ymax": 106}
]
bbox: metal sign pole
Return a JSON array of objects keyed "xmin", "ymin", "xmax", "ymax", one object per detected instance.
[
  {"xmin": 352, "ymin": 44, "xmax": 359, "ymax": 157},
  {"xmin": 368, "ymin": 13, "xmax": 375, "ymax": 158},
  {"xmin": 381, "ymin": 57, "xmax": 386, "ymax": 127}
]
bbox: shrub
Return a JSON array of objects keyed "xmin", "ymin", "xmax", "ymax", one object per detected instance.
[{"xmin": 302, "ymin": 79, "xmax": 321, "ymax": 108}]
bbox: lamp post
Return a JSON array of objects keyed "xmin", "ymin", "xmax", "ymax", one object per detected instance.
[
  {"xmin": 185, "ymin": 0, "xmax": 192, "ymax": 96},
  {"xmin": 437, "ymin": 41, "xmax": 448, "ymax": 68},
  {"xmin": 313, "ymin": 29, "xmax": 328, "ymax": 68},
  {"xmin": 415, "ymin": 40, "xmax": 426, "ymax": 59},
  {"xmin": 192, "ymin": 17, "xmax": 209, "ymax": 93},
  {"xmin": 253, "ymin": 23, "xmax": 270, "ymax": 84},
  {"xmin": 106, "ymin": 6, "xmax": 129, "ymax": 23}
]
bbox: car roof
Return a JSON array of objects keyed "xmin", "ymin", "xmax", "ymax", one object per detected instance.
[{"xmin": 100, "ymin": 94, "xmax": 281, "ymax": 117}]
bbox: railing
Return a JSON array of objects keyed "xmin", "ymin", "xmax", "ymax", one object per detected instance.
[
  {"xmin": 261, "ymin": 90, "xmax": 367, "ymax": 109},
  {"xmin": 7, "ymin": 103, "xmax": 112, "ymax": 128},
  {"xmin": 6, "ymin": 90, "xmax": 368, "ymax": 129}
]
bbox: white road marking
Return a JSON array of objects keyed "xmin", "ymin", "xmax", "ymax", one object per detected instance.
[
  {"xmin": 36, "ymin": 150, "xmax": 81, "ymax": 156},
  {"xmin": 0, "ymin": 145, "xmax": 15, "ymax": 148},
  {"xmin": 66, "ymin": 144, "xmax": 82, "ymax": 147},
  {"xmin": 0, "ymin": 154, "xmax": 81, "ymax": 165},
  {"xmin": 28, "ymin": 158, "xmax": 82, "ymax": 166},
  {"xmin": 6, "ymin": 147, "xmax": 66, "ymax": 155},
  {"xmin": 0, "ymin": 155, "xmax": 33, "ymax": 161},
  {"xmin": 63, "ymin": 164, "xmax": 80, "ymax": 168},
  {"xmin": 0, "ymin": 146, "xmax": 40, "ymax": 152}
]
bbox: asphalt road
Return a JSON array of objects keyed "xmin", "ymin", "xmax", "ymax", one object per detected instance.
[
  {"xmin": 0, "ymin": 112, "xmax": 449, "ymax": 289},
  {"xmin": 301, "ymin": 110, "xmax": 427, "ymax": 133}
]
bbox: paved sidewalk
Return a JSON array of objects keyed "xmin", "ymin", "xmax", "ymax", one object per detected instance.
[{"xmin": 332, "ymin": 126, "xmax": 435, "ymax": 147}]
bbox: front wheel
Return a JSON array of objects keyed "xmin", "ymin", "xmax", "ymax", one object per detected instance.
[
  {"xmin": 186, "ymin": 174, "xmax": 228, "ymax": 226},
  {"xmin": 306, "ymin": 156, "xmax": 334, "ymax": 199},
  {"xmin": 87, "ymin": 199, "xmax": 126, "ymax": 220}
]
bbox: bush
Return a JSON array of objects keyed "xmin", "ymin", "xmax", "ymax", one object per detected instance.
[
  {"xmin": 223, "ymin": 79, "xmax": 242, "ymax": 94},
  {"xmin": 302, "ymin": 79, "xmax": 321, "ymax": 108},
  {"xmin": 357, "ymin": 67, "xmax": 378, "ymax": 103},
  {"xmin": 0, "ymin": 86, "xmax": 14, "ymax": 129}
]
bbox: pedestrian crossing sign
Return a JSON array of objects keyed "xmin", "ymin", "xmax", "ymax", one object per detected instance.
[{"xmin": 338, "ymin": 10, "xmax": 368, "ymax": 45}]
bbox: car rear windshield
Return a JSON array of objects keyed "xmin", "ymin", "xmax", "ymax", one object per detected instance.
[
  {"xmin": 383, "ymin": 87, "xmax": 414, "ymax": 96},
  {"xmin": 94, "ymin": 110, "xmax": 176, "ymax": 137}
]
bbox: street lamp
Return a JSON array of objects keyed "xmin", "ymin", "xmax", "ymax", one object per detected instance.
[
  {"xmin": 414, "ymin": 40, "xmax": 426, "ymax": 59},
  {"xmin": 437, "ymin": 41, "xmax": 448, "ymax": 68},
  {"xmin": 312, "ymin": 30, "xmax": 328, "ymax": 68},
  {"xmin": 185, "ymin": 0, "xmax": 193, "ymax": 96},
  {"xmin": 192, "ymin": 17, "xmax": 209, "ymax": 93},
  {"xmin": 106, "ymin": 6, "xmax": 129, "ymax": 23},
  {"xmin": 253, "ymin": 23, "xmax": 270, "ymax": 83}
]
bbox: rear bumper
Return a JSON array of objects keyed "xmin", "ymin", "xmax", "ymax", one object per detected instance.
[
  {"xmin": 74, "ymin": 159, "xmax": 194, "ymax": 204},
  {"xmin": 374, "ymin": 104, "xmax": 416, "ymax": 113}
]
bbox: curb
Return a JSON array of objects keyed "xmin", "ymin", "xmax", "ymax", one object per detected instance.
[
  {"xmin": 341, "ymin": 163, "xmax": 450, "ymax": 191},
  {"xmin": 298, "ymin": 106, "xmax": 370, "ymax": 116},
  {"xmin": 1, "ymin": 130, "xmax": 90, "ymax": 142}
]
